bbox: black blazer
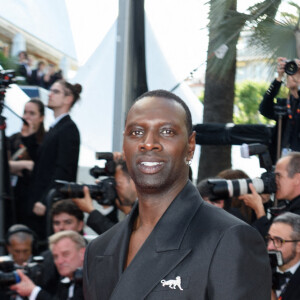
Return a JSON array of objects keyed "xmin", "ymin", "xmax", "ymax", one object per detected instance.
[
  {"xmin": 36, "ymin": 281, "xmax": 83, "ymax": 300},
  {"xmin": 23, "ymin": 115, "xmax": 80, "ymax": 209},
  {"xmin": 280, "ymin": 265, "xmax": 300, "ymax": 299},
  {"xmin": 83, "ymin": 181, "xmax": 271, "ymax": 300}
]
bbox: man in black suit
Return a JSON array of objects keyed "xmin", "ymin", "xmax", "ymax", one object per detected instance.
[
  {"xmin": 83, "ymin": 89, "xmax": 271, "ymax": 299},
  {"xmin": 10, "ymin": 230, "xmax": 85, "ymax": 300},
  {"xmin": 266, "ymin": 212, "xmax": 300, "ymax": 299},
  {"xmin": 22, "ymin": 80, "xmax": 82, "ymax": 242}
]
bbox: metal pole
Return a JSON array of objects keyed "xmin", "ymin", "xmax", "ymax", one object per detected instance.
[{"xmin": 112, "ymin": 0, "xmax": 133, "ymax": 152}]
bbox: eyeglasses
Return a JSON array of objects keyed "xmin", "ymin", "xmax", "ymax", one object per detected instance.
[
  {"xmin": 49, "ymin": 89, "xmax": 62, "ymax": 95},
  {"xmin": 265, "ymin": 235, "xmax": 300, "ymax": 248}
]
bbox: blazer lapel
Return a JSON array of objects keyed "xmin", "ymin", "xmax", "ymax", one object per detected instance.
[{"xmin": 110, "ymin": 181, "xmax": 202, "ymax": 300}]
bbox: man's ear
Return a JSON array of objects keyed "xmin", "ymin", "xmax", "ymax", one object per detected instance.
[
  {"xmin": 187, "ymin": 131, "xmax": 196, "ymax": 161},
  {"xmin": 79, "ymin": 247, "xmax": 86, "ymax": 262},
  {"xmin": 78, "ymin": 220, "xmax": 84, "ymax": 232},
  {"xmin": 64, "ymin": 94, "xmax": 73, "ymax": 107}
]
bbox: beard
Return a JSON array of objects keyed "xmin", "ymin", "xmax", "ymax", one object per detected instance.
[{"xmin": 283, "ymin": 245, "xmax": 297, "ymax": 266}]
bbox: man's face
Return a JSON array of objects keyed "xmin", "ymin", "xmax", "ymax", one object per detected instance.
[
  {"xmin": 48, "ymin": 82, "xmax": 69, "ymax": 111},
  {"xmin": 267, "ymin": 222, "xmax": 300, "ymax": 271},
  {"xmin": 7, "ymin": 238, "xmax": 32, "ymax": 266},
  {"xmin": 275, "ymin": 157, "xmax": 298, "ymax": 200},
  {"xmin": 115, "ymin": 166, "xmax": 136, "ymax": 206},
  {"xmin": 23, "ymin": 102, "xmax": 44, "ymax": 131},
  {"xmin": 123, "ymin": 97, "xmax": 195, "ymax": 193},
  {"xmin": 52, "ymin": 213, "xmax": 84, "ymax": 233},
  {"xmin": 52, "ymin": 238, "xmax": 85, "ymax": 279}
]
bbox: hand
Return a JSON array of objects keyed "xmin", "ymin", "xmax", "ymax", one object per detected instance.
[
  {"xmin": 33, "ymin": 202, "xmax": 46, "ymax": 216},
  {"xmin": 72, "ymin": 186, "xmax": 94, "ymax": 213},
  {"xmin": 9, "ymin": 160, "xmax": 34, "ymax": 176},
  {"xmin": 238, "ymin": 183, "xmax": 266, "ymax": 219},
  {"xmin": 276, "ymin": 57, "xmax": 287, "ymax": 81},
  {"xmin": 113, "ymin": 152, "xmax": 123, "ymax": 162},
  {"xmin": 10, "ymin": 270, "xmax": 36, "ymax": 297}
]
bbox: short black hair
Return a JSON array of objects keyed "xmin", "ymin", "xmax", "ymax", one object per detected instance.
[
  {"xmin": 134, "ymin": 89, "xmax": 193, "ymax": 136},
  {"xmin": 51, "ymin": 199, "xmax": 84, "ymax": 221}
]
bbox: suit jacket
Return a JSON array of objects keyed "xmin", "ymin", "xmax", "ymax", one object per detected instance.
[
  {"xmin": 23, "ymin": 115, "xmax": 80, "ymax": 208},
  {"xmin": 22, "ymin": 115, "xmax": 80, "ymax": 240},
  {"xmin": 259, "ymin": 79, "xmax": 300, "ymax": 161},
  {"xmin": 252, "ymin": 196, "xmax": 300, "ymax": 238},
  {"xmin": 36, "ymin": 281, "xmax": 83, "ymax": 300},
  {"xmin": 83, "ymin": 181, "xmax": 271, "ymax": 300},
  {"xmin": 279, "ymin": 264, "xmax": 300, "ymax": 299}
]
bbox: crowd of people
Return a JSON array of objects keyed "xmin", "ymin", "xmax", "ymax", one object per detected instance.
[
  {"xmin": 1, "ymin": 57, "xmax": 300, "ymax": 299},
  {"xmin": 16, "ymin": 51, "xmax": 63, "ymax": 89}
]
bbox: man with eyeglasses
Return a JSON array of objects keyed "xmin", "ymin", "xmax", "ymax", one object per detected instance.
[{"xmin": 266, "ymin": 212, "xmax": 300, "ymax": 299}]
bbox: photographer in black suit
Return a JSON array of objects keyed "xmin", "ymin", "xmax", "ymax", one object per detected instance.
[
  {"xmin": 21, "ymin": 80, "xmax": 82, "ymax": 243},
  {"xmin": 10, "ymin": 231, "xmax": 85, "ymax": 300},
  {"xmin": 259, "ymin": 57, "xmax": 300, "ymax": 160}
]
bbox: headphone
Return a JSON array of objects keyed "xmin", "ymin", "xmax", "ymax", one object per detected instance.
[{"xmin": 5, "ymin": 224, "xmax": 38, "ymax": 255}]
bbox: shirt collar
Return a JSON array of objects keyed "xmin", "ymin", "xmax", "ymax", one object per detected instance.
[{"xmin": 50, "ymin": 113, "xmax": 69, "ymax": 128}]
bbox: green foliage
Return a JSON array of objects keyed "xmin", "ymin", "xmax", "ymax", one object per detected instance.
[
  {"xmin": 0, "ymin": 51, "xmax": 17, "ymax": 70},
  {"xmin": 233, "ymin": 80, "xmax": 288, "ymax": 124}
]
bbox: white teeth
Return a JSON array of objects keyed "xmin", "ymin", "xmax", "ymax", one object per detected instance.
[{"xmin": 141, "ymin": 162, "xmax": 162, "ymax": 166}]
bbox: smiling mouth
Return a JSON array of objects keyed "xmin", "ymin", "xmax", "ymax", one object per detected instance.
[
  {"xmin": 138, "ymin": 161, "xmax": 164, "ymax": 174},
  {"xmin": 140, "ymin": 162, "xmax": 163, "ymax": 167}
]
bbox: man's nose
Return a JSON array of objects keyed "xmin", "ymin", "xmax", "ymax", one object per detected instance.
[
  {"xmin": 267, "ymin": 240, "xmax": 275, "ymax": 251},
  {"xmin": 138, "ymin": 131, "xmax": 162, "ymax": 152}
]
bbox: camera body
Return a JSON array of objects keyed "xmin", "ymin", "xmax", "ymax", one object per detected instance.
[
  {"xmin": 53, "ymin": 152, "xmax": 117, "ymax": 206},
  {"xmin": 0, "ymin": 256, "xmax": 44, "ymax": 290}
]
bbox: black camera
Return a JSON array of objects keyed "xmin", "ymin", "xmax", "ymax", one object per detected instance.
[
  {"xmin": 53, "ymin": 152, "xmax": 117, "ymax": 206},
  {"xmin": 0, "ymin": 256, "xmax": 44, "ymax": 289},
  {"xmin": 284, "ymin": 60, "xmax": 298, "ymax": 75},
  {"xmin": 0, "ymin": 69, "xmax": 15, "ymax": 89}
]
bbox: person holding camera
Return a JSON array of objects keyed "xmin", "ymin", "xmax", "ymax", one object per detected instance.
[
  {"xmin": 239, "ymin": 152, "xmax": 300, "ymax": 238},
  {"xmin": 72, "ymin": 156, "xmax": 137, "ymax": 234},
  {"xmin": 10, "ymin": 230, "xmax": 85, "ymax": 300},
  {"xmin": 266, "ymin": 212, "xmax": 300, "ymax": 300},
  {"xmin": 259, "ymin": 57, "xmax": 300, "ymax": 160}
]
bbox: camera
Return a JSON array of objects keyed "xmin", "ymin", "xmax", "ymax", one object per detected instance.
[
  {"xmin": 284, "ymin": 60, "xmax": 298, "ymax": 75},
  {"xmin": 206, "ymin": 143, "xmax": 276, "ymax": 200},
  {"xmin": 0, "ymin": 69, "xmax": 15, "ymax": 89},
  {"xmin": 268, "ymin": 250, "xmax": 285, "ymax": 290},
  {"xmin": 52, "ymin": 152, "xmax": 117, "ymax": 206},
  {"xmin": 207, "ymin": 171, "xmax": 276, "ymax": 199},
  {"xmin": 0, "ymin": 256, "xmax": 44, "ymax": 289}
]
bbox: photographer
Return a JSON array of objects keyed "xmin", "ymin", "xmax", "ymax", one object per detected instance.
[
  {"xmin": 72, "ymin": 156, "xmax": 137, "ymax": 234},
  {"xmin": 259, "ymin": 57, "xmax": 300, "ymax": 159},
  {"xmin": 239, "ymin": 152, "xmax": 300, "ymax": 238},
  {"xmin": 266, "ymin": 213, "xmax": 300, "ymax": 300},
  {"xmin": 10, "ymin": 231, "xmax": 85, "ymax": 300}
]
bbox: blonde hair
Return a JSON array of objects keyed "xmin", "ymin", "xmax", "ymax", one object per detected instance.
[{"xmin": 49, "ymin": 230, "xmax": 85, "ymax": 251}]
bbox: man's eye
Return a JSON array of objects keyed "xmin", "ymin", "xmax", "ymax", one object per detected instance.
[
  {"xmin": 161, "ymin": 129, "xmax": 174, "ymax": 135},
  {"xmin": 131, "ymin": 130, "xmax": 143, "ymax": 136}
]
